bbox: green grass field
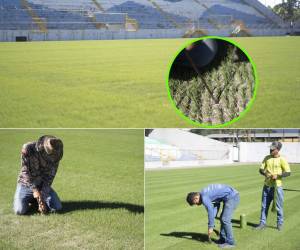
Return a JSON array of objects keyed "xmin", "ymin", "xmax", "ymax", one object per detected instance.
[
  {"xmin": 0, "ymin": 129, "xmax": 144, "ymax": 249},
  {"xmin": 0, "ymin": 37, "xmax": 299, "ymax": 127},
  {"xmin": 145, "ymin": 164, "xmax": 300, "ymax": 250}
]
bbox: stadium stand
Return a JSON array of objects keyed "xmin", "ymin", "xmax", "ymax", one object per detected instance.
[
  {"xmin": 0, "ymin": 0, "xmax": 290, "ymax": 41},
  {"xmin": 145, "ymin": 129, "xmax": 233, "ymax": 169},
  {"xmin": 0, "ymin": 0, "xmax": 34, "ymax": 30}
]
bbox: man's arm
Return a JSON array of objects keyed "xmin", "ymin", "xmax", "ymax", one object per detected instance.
[
  {"xmin": 272, "ymin": 159, "xmax": 292, "ymax": 180},
  {"xmin": 279, "ymin": 172, "xmax": 291, "ymax": 177},
  {"xmin": 259, "ymin": 168, "xmax": 272, "ymax": 178},
  {"xmin": 259, "ymin": 168, "xmax": 265, "ymax": 176},
  {"xmin": 274, "ymin": 170, "xmax": 291, "ymax": 179},
  {"xmin": 36, "ymin": 164, "xmax": 59, "ymax": 214},
  {"xmin": 19, "ymin": 142, "xmax": 41, "ymax": 190},
  {"xmin": 40, "ymin": 162, "xmax": 59, "ymax": 196},
  {"xmin": 259, "ymin": 156, "xmax": 272, "ymax": 178},
  {"xmin": 20, "ymin": 143, "xmax": 48, "ymax": 213},
  {"xmin": 202, "ymin": 196, "xmax": 215, "ymax": 230},
  {"xmin": 280, "ymin": 157, "xmax": 291, "ymax": 178}
]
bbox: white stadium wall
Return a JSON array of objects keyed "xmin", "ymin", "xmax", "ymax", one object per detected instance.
[
  {"xmin": 145, "ymin": 160, "xmax": 235, "ymax": 169},
  {"xmin": 0, "ymin": 28, "xmax": 288, "ymax": 42},
  {"xmin": 145, "ymin": 136, "xmax": 300, "ymax": 169},
  {"xmin": 0, "ymin": 29, "xmax": 187, "ymax": 41},
  {"xmin": 145, "ymin": 129, "xmax": 234, "ymax": 169},
  {"xmin": 238, "ymin": 142, "xmax": 300, "ymax": 163}
]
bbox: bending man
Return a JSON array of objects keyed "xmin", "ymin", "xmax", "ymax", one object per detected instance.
[{"xmin": 186, "ymin": 184, "xmax": 240, "ymax": 248}]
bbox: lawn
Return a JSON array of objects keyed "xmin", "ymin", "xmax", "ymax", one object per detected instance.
[
  {"xmin": 0, "ymin": 129, "xmax": 144, "ymax": 250},
  {"xmin": 0, "ymin": 37, "xmax": 299, "ymax": 128},
  {"xmin": 145, "ymin": 164, "xmax": 300, "ymax": 250}
]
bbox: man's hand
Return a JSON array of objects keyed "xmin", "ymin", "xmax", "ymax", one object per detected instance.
[
  {"xmin": 208, "ymin": 228, "xmax": 213, "ymax": 237},
  {"xmin": 265, "ymin": 171, "xmax": 272, "ymax": 178},
  {"xmin": 207, "ymin": 228, "xmax": 213, "ymax": 243},
  {"xmin": 272, "ymin": 174, "xmax": 278, "ymax": 180},
  {"xmin": 33, "ymin": 190, "xmax": 47, "ymax": 214},
  {"xmin": 33, "ymin": 190, "xmax": 40, "ymax": 199}
]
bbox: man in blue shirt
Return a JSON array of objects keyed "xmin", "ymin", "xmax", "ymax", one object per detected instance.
[{"xmin": 186, "ymin": 184, "xmax": 240, "ymax": 248}]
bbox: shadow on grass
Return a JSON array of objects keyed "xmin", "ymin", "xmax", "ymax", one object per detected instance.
[
  {"xmin": 283, "ymin": 188, "xmax": 300, "ymax": 192},
  {"xmin": 160, "ymin": 231, "xmax": 212, "ymax": 243},
  {"xmin": 231, "ymin": 218, "xmax": 258, "ymax": 228},
  {"xmin": 59, "ymin": 200, "xmax": 144, "ymax": 214},
  {"xmin": 24, "ymin": 201, "xmax": 39, "ymax": 215},
  {"xmin": 231, "ymin": 219, "xmax": 277, "ymax": 229}
]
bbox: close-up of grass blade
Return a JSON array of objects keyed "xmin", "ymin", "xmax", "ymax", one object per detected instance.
[{"xmin": 168, "ymin": 39, "xmax": 256, "ymax": 126}]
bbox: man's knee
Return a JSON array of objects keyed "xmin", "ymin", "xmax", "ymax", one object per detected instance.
[
  {"xmin": 261, "ymin": 198, "xmax": 270, "ymax": 209},
  {"xmin": 261, "ymin": 203, "xmax": 267, "ymax": 209},
  {"xmin": 47, "ymin": 198, "xmax": 62, "ymax": 212},
  {"xmin": 48, "ymin": 190, "xmax": 62, "ymax": 212},
  {"xmin": 14, "ymin": 205, "xmax": 28, "ymax": 215},
  {"xmin": 54, "ymin": 202, "xmax": 62, "ymax": 211},
  {"xmin": 13, "ymin": 198, "xmax": 29, "ymax": 215},
  {"xmin": 221, "ymin": 216, "xmax": 231, "ymax": 225}
]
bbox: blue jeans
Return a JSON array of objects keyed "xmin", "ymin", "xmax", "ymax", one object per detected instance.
[
  {"xmin": 13, "ymin": 183, "xmax": 62, "ymax": 215},
  {"xmin": 219, "ymin": 194, "xmax": 240, "ymax": 245},
  {"xmin": 260, "ymin": 185, "xmax": 284, "ymax": 226}
]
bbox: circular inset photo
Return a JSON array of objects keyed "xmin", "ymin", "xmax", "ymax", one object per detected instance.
[{"xmin": 167, "ymin": 36, "xmax": 258, "ymax": 127}]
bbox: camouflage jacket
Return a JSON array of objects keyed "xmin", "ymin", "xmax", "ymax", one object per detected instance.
[{"xmin": 17, "ymin": 141, "xmax": 62, "ymax": 195}]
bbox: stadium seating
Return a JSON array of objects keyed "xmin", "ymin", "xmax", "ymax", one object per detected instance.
[
  {"xmin": 0, "ymin": 0, "xmax": 285, "ymax": 33},
  {"xmin": 27, "ymin": 0, "xmax": 96, "ymax": 11},
  {"xmin": 105, "ymin": 1, "xmax": 189, "ymax": 29},
  {"xmin": 0, "ymin": 0, "xmax": 33, "ymax": 30}
]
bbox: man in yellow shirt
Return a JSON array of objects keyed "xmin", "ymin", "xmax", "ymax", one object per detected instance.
[{"xmin": 255, "ymin": 142, "xmax": 291, "ymax": 231}]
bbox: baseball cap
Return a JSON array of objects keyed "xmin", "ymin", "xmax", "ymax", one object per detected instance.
[
  {"xmin": 270, "ymin": 141, "xmax": 282, "ymax": 151},
  {"xmin": 36, "ymin": 135, "xmax": 63, "ymax": 162}
]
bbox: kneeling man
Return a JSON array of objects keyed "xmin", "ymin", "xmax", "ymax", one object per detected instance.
[{"xmin": 13, "ymin": 135, "xmax": 63, "ymax": 215}]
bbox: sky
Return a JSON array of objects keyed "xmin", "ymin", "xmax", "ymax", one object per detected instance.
[{"xmin": 258, "ymin": 0, "xmax": 283, "ymax": 7}]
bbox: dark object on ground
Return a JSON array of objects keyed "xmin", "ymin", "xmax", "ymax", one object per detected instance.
[{"xmin": 174, "ymin": 39, "xmax": 218, "ymax": 69}]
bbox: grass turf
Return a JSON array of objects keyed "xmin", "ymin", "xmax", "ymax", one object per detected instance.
[
  {"xmin": 0, "ymin": 129, "xmax": 144, "ymax": 250},
  {"xmin": 0, "ymin": 37, "xmax": 299, "ymax": 127},
  {"xmin": 145, "ymin": 164, "xmax": 300, "ymax": 250}
]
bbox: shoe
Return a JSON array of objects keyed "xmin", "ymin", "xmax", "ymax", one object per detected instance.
[
  {"xmin": 218, "ymin": 243, "xmax": 235, "ymax": 248},
  {"xmin": 277, "ymin": 224, "xmax": 283, "ymax": 231},
  {"xmin": 254, "ymin": 224, "xmax": 266, "ymax": 230},
  {"xmin": 215, "ymin": 239, "xmax": 226, "ymax": 244}
]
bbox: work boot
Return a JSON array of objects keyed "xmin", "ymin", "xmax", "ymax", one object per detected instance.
[
  {"xmin": 254, "ymin": 224, "xmax": 266, "ymax": 230},
  {"xmin": 218, "ymin": 243, "xmax": 235, "ymax": 248},
  {"xmin": 277, "ymin": 224, "xmax": 283, "ymax": 231},
  {"xmin": 215, "ymin": 238, "xmax": 226, "ymax": 244}
]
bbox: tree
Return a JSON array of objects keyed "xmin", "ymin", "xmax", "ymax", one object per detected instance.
[{"xmin": 273, "ymin": 0, "xmax": 300, "ymax": 23}]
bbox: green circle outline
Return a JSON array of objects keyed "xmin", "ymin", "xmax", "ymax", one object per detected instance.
[{"xmin": 165, "ymin": 36, "xmax": 259, "ymax": 128}]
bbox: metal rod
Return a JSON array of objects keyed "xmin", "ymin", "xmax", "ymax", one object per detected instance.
[{"xmin": 184, "ymin": 49, "xmax": 219, "ymax": 104}]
